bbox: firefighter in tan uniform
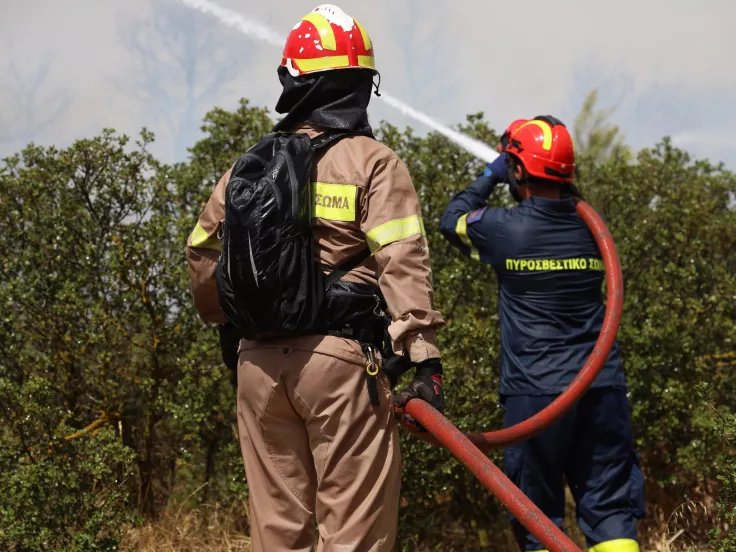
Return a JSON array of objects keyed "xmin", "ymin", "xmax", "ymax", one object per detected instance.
[{"xmin": 186, "ymin": 5, "xmax": 445, "ymax": 551}]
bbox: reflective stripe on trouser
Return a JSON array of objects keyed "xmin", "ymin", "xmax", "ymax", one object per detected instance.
[
  {"xmin": 590, "ymin": 539, "xmax": 640, "ymax": 552},
  {"xmin": 236, "ymin": 337, "xmax": 401, "ymax": 552},
  {"xmin": 524, "ymin": 539, "xmax": 641, "ymax": 552},
  {"xmin": 501, "ymin": 388, "xmax": 646, "ymax": 551}
]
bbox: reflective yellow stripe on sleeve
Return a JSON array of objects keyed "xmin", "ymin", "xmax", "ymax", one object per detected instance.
[
  {"xmin": 455, "ymin": 213, "xmax": 480, "ymax": 261},
  {"xmin": 589, "ymin": 539, "xmax": 640, "ymax": 552},
  {"xmin": 190, "ymin": 221, "xmax": 221, "ymax": 251},
  {"xmin": 365, "ymin": 215, "xmax": 426, "ymax": 253}
]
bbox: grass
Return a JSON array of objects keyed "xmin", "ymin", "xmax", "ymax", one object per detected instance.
[
  {"xmin": 119, "ymin": 498, "xmax": 719, "ymax": 552},
  {"xmin": 645, "ymin": 500, "xmax": 713, "ymax": 552},
  {"xmin": 119, "ymin": 501, "xmax": 251, "ymax": 552}
]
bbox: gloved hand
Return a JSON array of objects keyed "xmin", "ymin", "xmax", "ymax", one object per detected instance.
[
  {"xmin": 392, "ymin": 358, "xmax": 444, "ymax": 432},
  {"xmin": 383, "ymin": 352, "xmax": 411, "ymax": 388},
  {"xmin": 218, "ymin": 323, "xmax": 241, "ymax": 386},
  {"xmin": 481, "ymin": 153, "xmax": 510, "ymax": 184},
  {"xmin": 380, "ymin": 318, "xmax": 412, "ymax": 388}
]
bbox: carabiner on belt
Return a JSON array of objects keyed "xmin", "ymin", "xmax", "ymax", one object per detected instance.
[{"xmin": 362, "ymin": 344, "xmax": 381, "ymax": 406}]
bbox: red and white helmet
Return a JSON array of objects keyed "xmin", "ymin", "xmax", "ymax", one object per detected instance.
[{"xmin": 281, "ymin": 5, "xmax": 376, "ymax": 77}]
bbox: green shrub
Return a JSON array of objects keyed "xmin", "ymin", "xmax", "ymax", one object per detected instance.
[
  {"xmin": 709, "ymin": 403, "xmax": 736, "ymax": 551},
  {"xmin": 1, "ymin": 99, "xmax": 734, "ymax": 550},
  {"xmin": 0, "ymin": 427, "xmax": 136, "ymax": 551}
]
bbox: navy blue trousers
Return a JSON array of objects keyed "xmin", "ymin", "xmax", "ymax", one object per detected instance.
[{"xmin": 502, "ymin": 388, "xmax": 646, "ymax": 551}]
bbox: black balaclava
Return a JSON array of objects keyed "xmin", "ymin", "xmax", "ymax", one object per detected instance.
[
  {"xmin": 273, "ymin": 65, "xmax": 376, "ymax": 135},
  {"xmin": 505, "ymin": 154, "xmax": 526, "ymax": 203},
  {"xmin": 504, "ymin": 154, "xmax": 584, "ymax": 203}
]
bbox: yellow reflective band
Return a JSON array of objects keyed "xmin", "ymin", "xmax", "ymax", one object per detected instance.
[
  {"xmin": 455, "ymin": 213, "xmax": 480, "ymax": 261},
  {"xmin": 504, "ymin": 257, "xmax": 605, "ymax": 271},
  {"xmin": 365, "ymin": 215, "xmax": 426, "ymax": 253},
  {"xmin": 589, "ymin": 539, "xmax": 640, "ymax": 552},
  {"xmin": 294, "ymin": 55, "xmax": 374, "ymax": 73},
  {"xmin": 517, "ymin": 120, "xmax": 553, "ymax": 151},
  {"xmin": 294, "ymin": 55, "xmax": 349, "ymax": 73},
  {"xmin": 312, "ymin": 182, "xmax": 357, "ymax": 222},
  {"xmin": 301, "ymin": 13, "xmax": 337, "ymax": 51},
  {"xmin": 354, "ymin": 18, "xmax": 372, "ymax": 50},
  {"xmin": 357, "ymin": 55, "xmax": 375, "ymax": 69},
  {"xmin": 190, "ymin": 222, "xmax": 220, "ymax": 251}
]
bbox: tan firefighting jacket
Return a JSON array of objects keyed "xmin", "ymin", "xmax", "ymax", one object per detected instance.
[{"xmin": 186, "ymin": 125, "xmax": 445, "ymax": 361}]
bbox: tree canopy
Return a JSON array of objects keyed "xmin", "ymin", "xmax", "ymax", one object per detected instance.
[{"xmin": 1, "ymin": 98, "xmax": 734, "ymax": 551}]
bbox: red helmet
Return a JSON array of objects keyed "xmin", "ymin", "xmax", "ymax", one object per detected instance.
[
  {"xmin": 503, "ymin": 115, "xmax": 575, "ymax": 183},
  {"xmin": 281, "ymin": 5, "xmax": 376, "ymax": 77},
  {"xmin": 497, "ymin": 118, "xmax": 530, "ymax": 152}
]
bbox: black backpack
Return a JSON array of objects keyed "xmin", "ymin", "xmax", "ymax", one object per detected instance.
[{"xmin": 216, "ymin": 130, "xmax": 369, "ymax": 340}]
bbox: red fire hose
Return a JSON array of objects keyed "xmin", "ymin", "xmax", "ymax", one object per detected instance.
[
  {"xmin": 407, "ymin": 400, "xmax": 583, "ymax": 552},
  {"xmin": 400, "ymin": 200, "xmax": 624, "ymax": 552}
]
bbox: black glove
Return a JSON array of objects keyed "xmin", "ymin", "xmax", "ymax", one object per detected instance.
[
  {"xmin": 392, "ymin": 358, "xmax": 444, "ymax": 432},
  {"xmin": 380, "ymin": 318, "xmax": 413, "ymax": 388},
  {"xmin": 383, "ymin": 352, "xmax": 412, "ymax": 388},
  {"xmin": 218, "ymin": 323, "xmax": 241, "ymax": 386}
]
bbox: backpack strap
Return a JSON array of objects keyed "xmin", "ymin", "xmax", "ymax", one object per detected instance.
[
  {"xmin": 325, "ymin": 248, "xmax": 371, "ymax": 289},
  {"xmin": 310, "ymin": 129, "xmax": 373, "ymax": 151}
]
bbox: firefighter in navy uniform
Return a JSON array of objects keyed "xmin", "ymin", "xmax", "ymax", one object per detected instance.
[{"xmin": 439, "ymin": 116, "xmax": 646, "ymax": 552}]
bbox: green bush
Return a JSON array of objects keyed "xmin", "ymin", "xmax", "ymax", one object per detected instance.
[
  {"xmin": 709, "ymin": 396, "xmax": 736, "ymax": 551},
  {"xmin": 0, "ymin": 426, "xmax": 136, "ymax": 551},
  {"xmin": 1, "ymin": 99, "xmax": 734, "ymax": 550}
]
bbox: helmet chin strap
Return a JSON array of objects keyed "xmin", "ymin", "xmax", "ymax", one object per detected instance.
[{"xmin": 372, "ymin": 72, "xmax": 382, "ymax": 97}]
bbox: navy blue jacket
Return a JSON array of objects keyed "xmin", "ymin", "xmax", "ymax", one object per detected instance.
[{"xmin": 439, "ymin": 174, "xmax": 626, "ymax": 396}]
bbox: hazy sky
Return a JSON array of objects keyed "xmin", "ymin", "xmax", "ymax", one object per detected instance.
[{"xmin": 1, "ymin": 0, "xmax": 734, "ymax": 168}]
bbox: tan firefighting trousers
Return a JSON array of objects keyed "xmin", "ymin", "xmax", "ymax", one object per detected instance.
[{"xmin": 236, "ymin": 334, "xmax": 401, "ymax": 552}]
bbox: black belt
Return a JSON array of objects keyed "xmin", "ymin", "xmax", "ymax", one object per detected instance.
[{"xmin": 326, "ymin": 320, "xmax": 383, "ymax": 347}]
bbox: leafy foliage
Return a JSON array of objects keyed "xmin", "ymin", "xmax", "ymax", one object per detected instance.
[
  {"xmin": 0, "ymin": 427, "xmax": 136, "ymax": 551},
  {"xmin": 573, "ymin": 88, "xmax": 632, "ymax": 164},
  {"xmin": 705, "ymin": 382, "xmax": 736, "ymax": 552},
  {"xmin": 0, "ymin": 97, "xmax": 734, "ymax": 550}
]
